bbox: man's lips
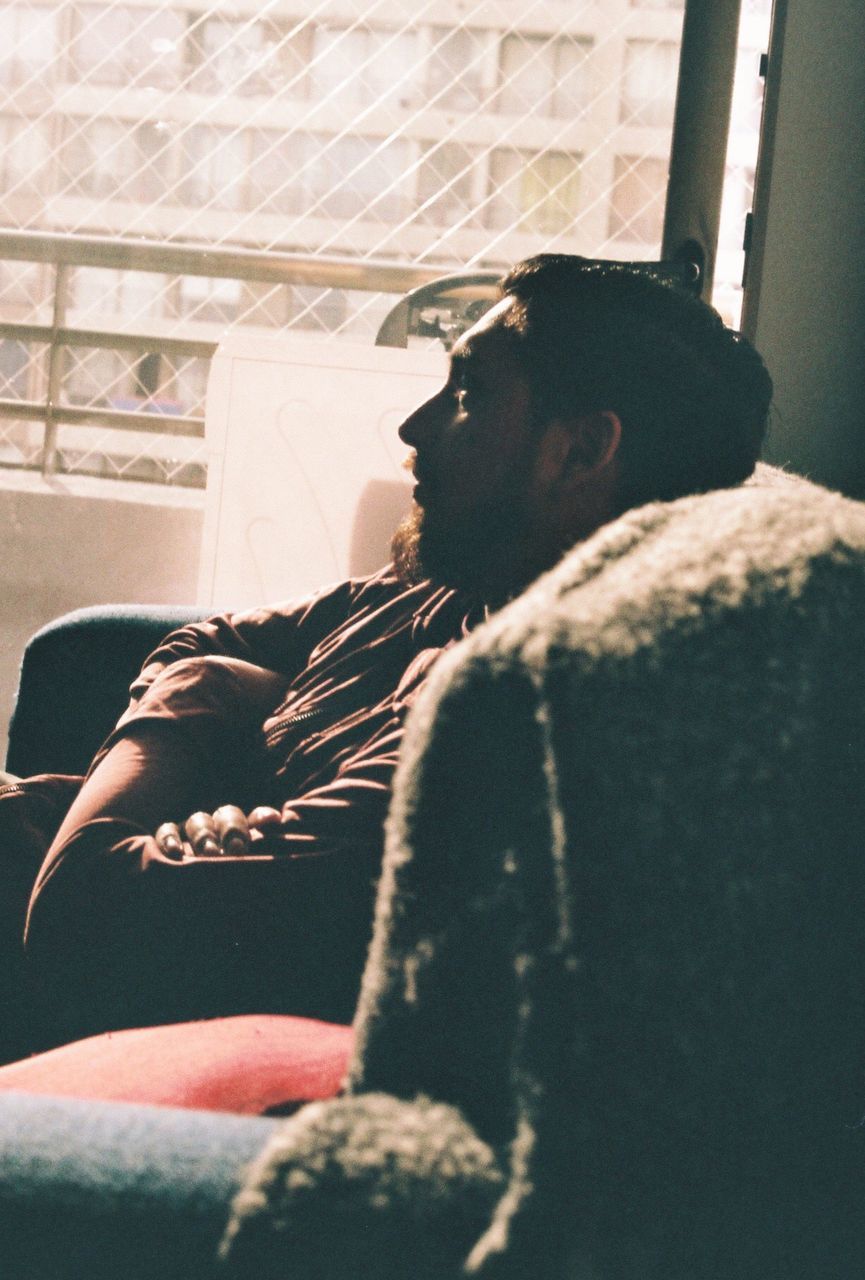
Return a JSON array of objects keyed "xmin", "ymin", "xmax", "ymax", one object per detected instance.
[
  {"xmin": 413, "ymin": 470, "xmax": 437, "ymax": 504},
  {"xmin": 404, "ymin": 452, "xmax": 433, "ymax": 505}
]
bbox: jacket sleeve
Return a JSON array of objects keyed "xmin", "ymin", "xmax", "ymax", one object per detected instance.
[
  {"xmin": 23, "ymin": 696, "xmax": 417, "ymax": 1047},
  {"xmin": 127, "ymin": 578, "xmax": 358, "ymax": 704},
  {"xmin": 23, "ymin": 813, "xmax": 384, "ymax": 1048}
]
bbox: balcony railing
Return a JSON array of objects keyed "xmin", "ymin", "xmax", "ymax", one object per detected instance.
[{"xmin": 0, "ymin": 230, "xmax": 453, "ymax": 488}]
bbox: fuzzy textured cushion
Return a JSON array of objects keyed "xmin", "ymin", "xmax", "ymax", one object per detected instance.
[
  {"xmin": 348, "ymin": 474, "xmax": 865, "ymax": 1278},
  {"xmin": 0, "ymin": 1016, "xmax": 353, "ymax": 1114},
  {"xmin": 221, "ymin": 1093, "xmax": 503, "ymax": 1280}
]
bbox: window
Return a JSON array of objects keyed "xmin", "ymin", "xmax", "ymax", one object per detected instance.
[
  {"xmin": 64, "ymin": 347, "xmax": 129, "ymax": 408},
  {"xmin": 73, "ymin": 268, "xmax": 165, "ymax": 322},
  {"xmin": 0, "ymin": 260, "xmax": 44, "ymax": 310},
  {"xmin": 487, "ymin": 149, "xmax": 582, "ymax": 235},
  {"xmin": 426, "ymin": 27, "xmax": 494, "ymax": 111},
  {"xmin": 59, "ymin": 120, "xmax": 124, "ymax": 200},
  {"xmin": 620, "ymin": 40, "xmax": 680, "ymax": 127},
  {"xmin": 310, "ymin": 26, "xmax": 419, "ymax": 110},
  {"xmin": 718, "ymin": 166, "xmax": 755, "ymax": 251},
  {"xmin": 178, "ymin": 126, "xmax": 248, "ymax": 212},
  {"xmin": 0, "ymin": 116, "xmax": 49, "ymax": 199},
  {"xmin": 0, "ymin": 340, "xmax": 31, "ymax": 399},
  {"xmin": 247, "ymin": 130, "xmax": 312, "ymax": 217},
  {"xmin": 177, "ymin": 276, "xmax": 242, "ymax": 325},
  {"xmin": 71, "ymin": 5, "xmax": 185, "ymax": 89},
  {"xmin": 730, "ymin": 48, "xmax": 766, "ymax": 135},
  {"xmin": 186, "ymin": 16, "xmax": 312, "ymax": 98},
  {"xmin": 0, "ymin": 5, "xmax": 59, "ymax": 88},
  {"xmin": 240, "ymin": 282, "xmax": 292, "ymax": 327},
  {"xmin": 416, "ymin": 142, "xmax": 481, "ymax": 228},
  {"xmin": 308, "ymin": 135, "xmax": 412, "ymax": 223},
  {"xmin": 60, "ymin": 120, "xmax": 173, "ymax": 203},
  {"xmin": 498, "ymin": 35, "xmax": 594, "ymax": 119},
  {"xmin": 609, "ymin": 154, "xmax": 667, "ymax": 246},
  {"xmin": 288, "ymin": 285, "xmax": 348, "ymax": 333},
  {"xmin": 134, "ymin": 123, "xmax": 176, "ymax": 203},
  {"xmin": 171, "ymin": 354, "xmax": 210, "ymax": 417}
]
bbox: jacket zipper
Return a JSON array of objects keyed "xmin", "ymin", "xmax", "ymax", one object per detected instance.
[{"xmin": 264, "ymin": 704, "xmax": 331, "ymax": 751}]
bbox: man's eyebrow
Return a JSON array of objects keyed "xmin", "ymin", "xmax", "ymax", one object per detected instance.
[{"xmin": 448, "ymin": 342, "xmax": 480, "ymax": 373}]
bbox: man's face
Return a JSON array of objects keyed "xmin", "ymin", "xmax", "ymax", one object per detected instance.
[{"xmin": 393, "ymin": 296, "xmax": 547, "ymax": 597}]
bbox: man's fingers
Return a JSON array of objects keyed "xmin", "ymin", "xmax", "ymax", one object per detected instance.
[
  {"xmin": 247, "ymin": 806, "xmax": 281, "ymax": 836},
  {"xmin": 184, "ymin": 812, "xmax": 221, "ymax": 858},
  {"xmin": 155, "ymin": 822, "xmax": 184, "ymax": 860},
  {"xmin": 213, "ymin": 805, "xmax": 250, "ymax": 856},
  {"xmin": 157, "ymin": 807, "xmax": 273, "ymax": 858}
]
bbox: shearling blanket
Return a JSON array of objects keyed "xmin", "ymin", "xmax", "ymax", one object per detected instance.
[{"xmin": 222, "ymin": 473, "xmax": 865, "ymax": 1279}]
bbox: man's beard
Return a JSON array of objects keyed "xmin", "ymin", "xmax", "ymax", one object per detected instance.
[{"xmin": 391, "ymin": 483, "xmax": 538, "ymax": 599}]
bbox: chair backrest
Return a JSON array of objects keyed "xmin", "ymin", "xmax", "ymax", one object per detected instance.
[
  {"xmin": 374, "ymin": 270, "xmax": 501, "ymax": 349},
  {"xmin": 197, "ymin": 335, "xmax": 446, "ymax": 610}
]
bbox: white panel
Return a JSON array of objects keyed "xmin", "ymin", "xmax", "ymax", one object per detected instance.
[
  {"xmin": 198, "ymin": 335, "xmax": 447, "ymax": 608},
  {"xmin": 743, "ymin": 0, "xmax": 865, "ymax": 497}
]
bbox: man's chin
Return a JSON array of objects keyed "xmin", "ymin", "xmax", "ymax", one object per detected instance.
[
  {"xmin": 392, "ymin": 504, "xmax": 464, "ymax": 589},
  {"xmin": 390, "ymin": 502, "xmax": 513, "ymax": 597},
  {"xmin": 390, "ymin": 506, "xmax": 427, "ymax": 586}
]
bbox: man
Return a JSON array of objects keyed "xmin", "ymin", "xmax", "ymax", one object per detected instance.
[{"xmin": 12, "ymin": 255, "xmax": 771, "ymax": 1053}]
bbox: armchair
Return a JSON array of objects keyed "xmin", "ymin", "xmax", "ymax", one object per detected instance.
[
  {"xmin": 1, "ymin": 473, "xmax": 864, "ymax": 1279},
  {"xmin": 5, "ymin": 605, "xmax": 209, "ymax": 779}
]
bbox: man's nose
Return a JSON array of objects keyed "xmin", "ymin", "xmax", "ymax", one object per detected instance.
[{"xmin": 398, "ymin": 390, "xmax": 443, "ymax": 447}]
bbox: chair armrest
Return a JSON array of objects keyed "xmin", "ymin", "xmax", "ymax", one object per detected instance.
[
  {"xmin": 6, "ymin": 605, "xmax": 209, "ymax": 778},
  {"xmin": 0, "ymin": 1091, "xmax": 278, "ymax": 1279}
]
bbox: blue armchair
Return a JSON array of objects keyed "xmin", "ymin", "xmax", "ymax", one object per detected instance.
[
  {"xmin": 0, "ymin": 1091, "xmax": 278, "ymax": 1280},
  {"xmin": 5, "ymin": 605, "xmax": 209, "ymax": 778}
]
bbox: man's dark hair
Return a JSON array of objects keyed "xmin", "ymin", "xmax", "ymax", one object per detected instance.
[{"xmin": 501, "ymin": 254, "xmax": 773, "ymax": 510}]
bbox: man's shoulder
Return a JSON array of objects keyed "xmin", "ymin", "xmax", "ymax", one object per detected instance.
[
  {"xmin": 262, "ymin": 565, "xmax": 451, "ymax": 631},
  {"xmin": 301, "ymin": 565, "xmax": 434, "ymax": 614},
  {"xmin": 223, "ymin": 568, "xmax": 454, "ymax": 648},
  {"xmin": 242, "ymin": 566, "xmax": 406, "ymax": 620}
]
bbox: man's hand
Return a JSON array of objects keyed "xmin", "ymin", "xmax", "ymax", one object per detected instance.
[{"xmin": 155, "ymin": 805, "xmax": 283, "ymax": 860}]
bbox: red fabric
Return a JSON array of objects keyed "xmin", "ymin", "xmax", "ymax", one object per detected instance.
[{"xmin": 0, "ymin": 1015, "xmax": 354, "ymax": 1115}]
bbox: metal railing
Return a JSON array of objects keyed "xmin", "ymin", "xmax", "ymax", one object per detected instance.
[{"xmin": 0, "ymin": 229, "xmax": 451, "ymax": 484}]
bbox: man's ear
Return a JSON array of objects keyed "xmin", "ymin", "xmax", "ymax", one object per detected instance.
[
  {"xmin": 565, "ymin": 410, "xmax": 622, "ymax": 478},
  {"xmin": 535, "ymin": 412, "xmax": 622, "ymax": 491}
]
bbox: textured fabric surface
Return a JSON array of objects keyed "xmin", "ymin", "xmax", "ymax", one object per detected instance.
[
  {"xmin": 221, "ymin": 1093, "xmax": 503, "ymax": 1280},
  {"xmin": 0, "ymin": 1091, "xmax": 277, "ymax": 1279},
  {"xmin": 226, "ymin": 475, "xmax": 865, "ymax": 1279}
]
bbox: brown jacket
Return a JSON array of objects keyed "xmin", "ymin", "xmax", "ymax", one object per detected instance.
[{"xmin": 9, "ymin": 568, "xmax": 480, "ymax": 1053}]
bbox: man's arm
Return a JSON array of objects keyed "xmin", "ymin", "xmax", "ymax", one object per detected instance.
[
  {"xmin": 23, "ymin": 686, "xmax": 411, "ymax": 1051},
  {"xmin": 23, "ymin": 571, "xmax": 450, "ymax": 1048},
  {"xmin": 125, "ymin": 578, "xmax": 359, "ymax": 707}
]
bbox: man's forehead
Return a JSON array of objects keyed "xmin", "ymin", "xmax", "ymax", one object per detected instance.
[{"xmin": 450, "ymin": 295, "xmax": 517, "ymax": 366}]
